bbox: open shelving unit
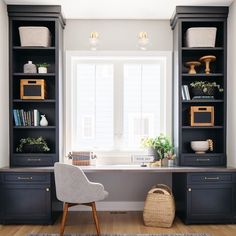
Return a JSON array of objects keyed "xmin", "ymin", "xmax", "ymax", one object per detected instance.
[
  {"xmin": 171, "ymin": 6, "xmax": 228, "ymax": 166},
  {"xmin": 8, "ymin": 5, "xmax": 65, "ymax": 167}
]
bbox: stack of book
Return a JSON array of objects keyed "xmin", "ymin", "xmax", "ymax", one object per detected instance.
[
  {"xmin": 181, "ymin": 85, "xmax": 191, "ymax": 100},
  {"xmin": 70, "ymin": 151, "xmax": 93, "ymax": 166},
  {"xmin": 13, "ymin": 109, "xmax": 40, "ymax": 126}
]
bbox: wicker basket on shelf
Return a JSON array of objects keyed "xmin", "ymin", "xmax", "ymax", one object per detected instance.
[{"xmin": 143, "ymin": 184, "xmax": 175, "ymax": 228}]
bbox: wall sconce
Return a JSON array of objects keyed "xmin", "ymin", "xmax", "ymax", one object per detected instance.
[
  {"xmin": 138, "ymin": 32, "xmax": 149, "ymax": 50},
  {"xmin": 89, "ymin": 31, "xmax": 99, "ymax": 50}
]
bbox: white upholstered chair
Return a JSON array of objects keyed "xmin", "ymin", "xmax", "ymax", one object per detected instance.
[{"xmin": 54, "ymin": 162, "xmax": 108, "ymax": 236}]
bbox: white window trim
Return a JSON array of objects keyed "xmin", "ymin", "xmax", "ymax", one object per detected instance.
[{"xmin": 64, "ymin": 51, "xmax": 172, "ymax": 157}]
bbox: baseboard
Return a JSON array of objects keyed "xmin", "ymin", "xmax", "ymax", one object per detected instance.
[{"xmin": 69, "ymin": 201, "xmax": 144, "ymax": 211}]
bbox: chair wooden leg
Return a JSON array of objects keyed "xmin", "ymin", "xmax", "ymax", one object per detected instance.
[
  {"xmin": 91, "ymin": 202, "xmax": 101, "ymax": 236},
  {"xmin": 60, "ymin": 202, "xmax": 69, "ymax": 236}
]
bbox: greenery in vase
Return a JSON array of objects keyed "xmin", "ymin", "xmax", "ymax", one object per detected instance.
[
  {"xmin": 36, "ymin": 63, "xmax": 50, "ymax": 68},
  {"xmin": 141, "ymin": 134, "xmax": 175, "ymax": 160},
  {"xmin": 16, "ymin": 136, "xmax": 50, "ymax": 152},
  {"xmin": 190, "ymin": 81, "xmax": 223, "ymax": 93}
]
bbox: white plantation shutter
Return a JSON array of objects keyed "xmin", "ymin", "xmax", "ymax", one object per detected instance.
[
  {"xmin": 123, "ymin": 64, "xmax": 161, "ymax": 149},
  {"xmin": 72, "ymin": 64, "xmax": 114, "ymax": 150}
]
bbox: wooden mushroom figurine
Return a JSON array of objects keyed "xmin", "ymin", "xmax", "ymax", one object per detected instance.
[
  {"xmin": 199, "ymin": 55, "xmax": 216, "ymax": 74},
  {"xmin": 185, "ymin": 61, "xmax": 201, "ymax": 74}
]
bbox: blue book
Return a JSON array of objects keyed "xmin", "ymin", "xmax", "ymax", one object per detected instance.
[
  {"xmin": 16, "ymin": 110, "xmax": 22, "ymax": 126},
  {"xmin": 13, "ymin": 109, "xmax": 19, "ymax": 126}
]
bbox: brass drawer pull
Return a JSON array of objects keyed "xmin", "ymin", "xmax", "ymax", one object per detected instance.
[
  {"xmin": 204, "ymin": 177, "xmax": 220, "ymax": 180},
  {"xmin": 196, "ymin": 158, "xmax": 210, "ymax": 161},
  {"xmin": 27, "ymin": 158, "xmax": 41, "ymax": 161},
  {"xmin": 17, "ymin": 176, "xmax": 33, "ymax": 180}
]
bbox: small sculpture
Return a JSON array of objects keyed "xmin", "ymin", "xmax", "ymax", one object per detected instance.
[
  {"xmin": 185, "ymin": 61, "xmax": 201, "ymax": 74},
  {"xmin": 40, "ymin": 114, "xmax": 48, "ymax": 126},
  {"xmin": 199, "ymin": 55, "xmax": 216, "ymax": 74}
]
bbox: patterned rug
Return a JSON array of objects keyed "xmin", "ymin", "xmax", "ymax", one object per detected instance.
[{"xmin": 27, "ymin": 233, "xmax": 209, "ymax": 236}]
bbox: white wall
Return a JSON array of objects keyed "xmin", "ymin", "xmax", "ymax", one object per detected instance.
[
  {"xmin": 0, "ymin": 0, "xmax": 9, "ymax": 167},
  {"xmin": 64, "ymin": 20, "xmax": 172, "ymax": 50},
  {"xmin": 227, "ymin": 1, "xmax": 236, "ymax": 167}
]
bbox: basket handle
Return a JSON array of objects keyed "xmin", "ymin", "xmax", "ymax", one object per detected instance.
[
  {"xmin": 148, "ymin": 188, "xmax": 170, "ymax": 195},
  {"xmin": 152, "ymin": 184, "xmax": 172, "ymax": 194}
]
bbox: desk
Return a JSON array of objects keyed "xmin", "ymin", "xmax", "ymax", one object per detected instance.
[{"xmin": 0, "ymin": 165, "xmax": 236, "ymax": 224}]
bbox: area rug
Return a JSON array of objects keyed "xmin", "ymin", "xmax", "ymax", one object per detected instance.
[{"xmin": 27, "ymin": 233, "xmax": 209, "ymax": 236}]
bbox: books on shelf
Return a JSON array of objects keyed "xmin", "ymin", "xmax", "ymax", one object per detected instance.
[
  {"xmin": 13, "ymin": 109, "xmax": 40, "ymax": 126},
  {"xmin": 181, "ymin": 85, "xmax": 191, "ymax": 100}
]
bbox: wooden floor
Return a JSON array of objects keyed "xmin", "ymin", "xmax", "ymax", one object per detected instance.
[{"xmin": 1, "ymin": 211, "xmax": 236, "ymax": 236}]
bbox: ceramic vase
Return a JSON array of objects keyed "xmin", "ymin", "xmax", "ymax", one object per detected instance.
[
  {"xmin": 40, "ymin": 115, "xmax": 48, "ymax": 126},
  {"xmin": 38, "ymin": 67, "xmax": 47, "ymax": 74}
]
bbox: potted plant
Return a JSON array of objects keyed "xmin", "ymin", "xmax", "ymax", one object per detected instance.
[
  {"xmin": 36, "ymin": 62, "xmax": 50, "ymax": 74},
  {"xmin": 141, "ymin": 134, "xmax": 175, "ymax": 166},
  {"xmin": 190, "ymin": 81, "xmax": 223, "ymax": 99},
  {"xmin": 16, "ymin": 136, "xmax": 50, "ymax": 153}
]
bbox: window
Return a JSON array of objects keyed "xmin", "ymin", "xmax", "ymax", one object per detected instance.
[{"xmin": 65, "ymin": 52, "xmax": 172, "ymax": 154}]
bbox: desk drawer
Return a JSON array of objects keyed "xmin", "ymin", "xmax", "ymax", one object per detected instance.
[
  {"xmin": 2, "ymin": 173, "xmax": 50, "ymax": 184},
  {"xmin": 187, "ymin": 173, "xmax": 233, "ymax": 184},
  {"xmin": 11, "ymin": 156, "xmax": 54, "ymax": 167}
]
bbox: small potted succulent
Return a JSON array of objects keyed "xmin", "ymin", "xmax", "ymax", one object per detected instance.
[
  {"xmin": 16, "ymin": 136, "xmax": 50, "ymax": 153},
  {"xmin": 190, "ymin": 81, "xmax": 223, "ymax": 98},
  {"xmin": 141, "ymin": 134, "xmax": 175, "ymax": 166},
  {"xmin": 36, "ymin": 62, "xmax": 50, "ymax": 74}
]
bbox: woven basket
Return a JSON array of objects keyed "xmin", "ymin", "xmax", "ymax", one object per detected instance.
[{"xmin": 143, "ymin": 184, "xmax": 175, "ymax": 228}]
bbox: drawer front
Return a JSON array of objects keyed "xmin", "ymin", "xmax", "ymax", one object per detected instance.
[
  {"xmin": 2, "ymin": 173, "xmax": 50, "ymax": 184},
  {"xmin": 11, "ymin": 156, "xmax": 54, "ymax": 167},
  {"xmin": 187, "ymin": 173, "xmax": 233, "ymax": 184},
  {"xmin": 181, "ymin": 155, "xmax": 225, "ymax": 167}
]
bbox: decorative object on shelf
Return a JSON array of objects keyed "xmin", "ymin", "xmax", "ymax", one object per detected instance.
[
  {"xmin": 19, "ymin": 26, "xmax": 51, "ymax": 47},
  {"xmin": 20, "ymin": 79, "xmax": 47, "ymax": 99},
  {"xmin": 36, "ymin": 63, "xmax": 50, "ymax": 74},
  {"xmin": 40, "ymin": 114, "xmax": 48, "ymax": 126},
  {"xmin": 185, "ymin": 27, "xmax": 217, "ymax": 48},
  {"xmin": 143, "ymin": 184, "xmax": 175, "ymax": 227},
  {"xmin": 138, "ymin": 32, "xmax": 149, "ymax": 50},
  {"xmin": 89, "ymin": 32, "xmax": 99, "ymax": 50},
  {"xmin": 199, "ymin": 55, "xmax": 216, "ymax": 74},
  {"xmin": 190, "ymin": 81, "xmax": 223, "ymax": 99},
  {"xmin": 141, "ymin": 134, "xmax": 174, "ymax": 167},
  {"xmin": 182, "ymin": 85, "xmax": 191, "ymax": 100},
  {"xmin": 191, "ymin": 139, "xmax": 214, "ymax": 154},
  {"xmin": 190, "ymin": 106, "xmax": 214, "ymax": 126},
  {"xmin": 16, "ymin": 136, "xmax": 50, "ymax": 153},
  {"xmin": 185, "ymin": 61, "xmax": 201, "ymax": 74},
  {"xmin": 23, "ymin": 61, "xmax": 37, "ymax": 74},
  {"xmin": 13, "ymin": 109, "xmax": 40, "ymax": 126}
]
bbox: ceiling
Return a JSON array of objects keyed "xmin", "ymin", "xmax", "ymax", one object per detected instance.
[{"xmin": 3, "ymin": 0, "xmax": 234, "ymax": 19}]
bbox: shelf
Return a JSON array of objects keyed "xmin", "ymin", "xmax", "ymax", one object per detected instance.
[
  {"xmin": 13, "ymin": 73, "xmax": 56, "ymax": 77},
  {"xmin": 13, "ymin": 46, "xmax": 56, "ymax": 50},
  {"xmin": 182, "ymin": 153, "xmax": 224, "ymax": 157},
  {"xmin": 13, "ymin": 126, "xmax": 56, "ymax": 129},
  {"xmin": 182, "ymin": 126, "xmax": 224, "ymax": 129},
  {"xmin": 182, "ymin": 99, "xmax": 224, "ymax": 103},
  {"xmin": 13, "ymin": 99, "xmax": 56, "ymax": 103},
  {"xmin": 182, "ymin": 73, "xmax": 223, "ymax": 77},
  {"xmin": 182, "ymin": 47, "xmax": 224, "ymax": 51}
]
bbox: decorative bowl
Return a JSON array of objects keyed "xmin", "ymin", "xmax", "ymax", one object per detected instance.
[{"xmin": 191, "ymin": 141, "xmax": 209, "ymax": 154}]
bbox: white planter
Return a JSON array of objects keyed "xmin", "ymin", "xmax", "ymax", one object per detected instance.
[
  {"xmin": 185, "ymin": 27, "xmax": 217, "ymax": 47},
  {"xmin": 19, "ymin": 26, "xmax": 51, "ymax": 47},
  {"xmin": 38, "ymin": 67, "xmax": 47, "ymax": 74}
]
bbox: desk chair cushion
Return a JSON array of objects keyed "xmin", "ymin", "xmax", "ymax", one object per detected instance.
[{"xmin": 54, "ymin": 162, "xmax": 108, "ymax": 204}]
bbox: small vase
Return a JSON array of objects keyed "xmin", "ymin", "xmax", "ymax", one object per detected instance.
[
  {"xmin": 38, "ymin": 67, "xmax": 47, "ymax": 74},
  {"xmin": 24, "ymin": 61, "xmax": 37, "ymax": 74},
  {"xmin": 40, "ymin": 115, "xmax": 48, "ymax": 126},
  {"xmin": 168, "ymin": 159, "xmax": 174, "ymax": 167}
]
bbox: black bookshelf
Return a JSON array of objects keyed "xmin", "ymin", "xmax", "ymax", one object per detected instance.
[
  {"xmin": 170, "ymin": 6, "xmax": 228, "ymax": 167},
  {"xmin": 8, "ymin": 5, "xmax": 65, "ymax": 167}
]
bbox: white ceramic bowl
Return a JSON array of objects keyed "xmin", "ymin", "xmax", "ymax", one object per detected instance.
[{"xmin": 191, "ymin": 141, "xmax": 209, "ymax": 154}]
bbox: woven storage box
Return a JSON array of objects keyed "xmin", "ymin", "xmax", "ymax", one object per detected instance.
[
  {"xmin": 19, "ymin": 26, "xmax": 51, "ymax": 47},
  {"xmin": 185, "ymin": 27, "xmax": 217, "ymax": 47},
  {"xmin": 143, "ymin": 184, "xmax": 175, "ymax": 228}
]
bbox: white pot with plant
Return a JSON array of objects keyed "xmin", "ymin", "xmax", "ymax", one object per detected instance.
[
  {"xmin": 141, "ymin": 134, "xmax": 175, "ymax": 167},
  {"xmin": 37, "ymin": 63, "xmax": 50, "ymax": 74}
]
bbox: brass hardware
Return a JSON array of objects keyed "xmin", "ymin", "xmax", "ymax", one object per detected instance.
[
  {"xmin": 204, "ymin": 177, "xmax": 220, "ymax": 180},
  {"xmin": 188, "ymin": 188, "xmax": 192, "ymax": 192},
  {"xmin": 27, "ymin": 158, "xmax": 41, "ymax": 161},
  {"xmin": 196, "ymin": 158, "xmax": 210, "ymax": 161},
  {"xmin": 17, "ymin": 176, "xmax": 33, "ymax": 180},
  {"xmin": 46, "ymin": 188, "xmax": 50, "ymax": 192}
]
